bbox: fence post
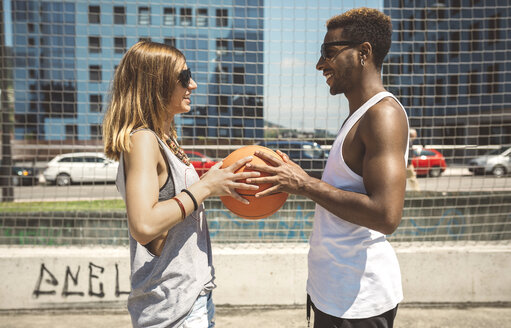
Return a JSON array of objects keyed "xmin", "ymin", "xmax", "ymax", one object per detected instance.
[{"xmin": 0, "ymin": 0, "xmax": 14, "ymax": 202}]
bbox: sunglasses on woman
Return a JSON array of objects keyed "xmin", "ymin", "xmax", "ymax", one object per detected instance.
[{"xmin": 178, "ymin": 68, "xmax": 192, "ymax": 88}]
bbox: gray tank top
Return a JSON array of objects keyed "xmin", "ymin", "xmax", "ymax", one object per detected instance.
[{"xmin": 116, "ymin": 129, "xmax": 215, "ymax": 328}]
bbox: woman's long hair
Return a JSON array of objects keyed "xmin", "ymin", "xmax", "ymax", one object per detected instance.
[{"xmin": 103, "ymin": 41, "xmax": 186, "ymax": 160}]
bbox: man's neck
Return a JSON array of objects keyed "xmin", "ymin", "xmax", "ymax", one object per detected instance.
[{"xmin": 345, "ymin": 74, "xmax": 386, "ymax": 114}]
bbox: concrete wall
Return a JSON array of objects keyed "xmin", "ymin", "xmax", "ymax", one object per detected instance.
[{"xmin": 0, "ymin": 243, "xmax": 510, "ymax": 310}]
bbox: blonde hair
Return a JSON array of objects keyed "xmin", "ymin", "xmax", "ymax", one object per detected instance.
[{"xmin": 102, "ymin": 41, "xmax": 186, "ymax": 160}]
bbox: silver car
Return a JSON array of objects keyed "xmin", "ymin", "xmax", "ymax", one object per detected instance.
[
  {"xmin": 468, "ymin": 146, "xmax": 511, "ymax": 177},
  {"xmin": 43, "ymin": 152, "xmax": 118, "ymax": 186}
]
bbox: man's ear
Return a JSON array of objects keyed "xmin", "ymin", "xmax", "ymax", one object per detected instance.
[{"xmin": 360, "ymin": 42, "xmax": 372, "ymax": 60}]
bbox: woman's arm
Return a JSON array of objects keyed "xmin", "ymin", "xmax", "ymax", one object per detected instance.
[{"xmin": 124, "ymin": 131, "xmax": 259, "ymax": 245}]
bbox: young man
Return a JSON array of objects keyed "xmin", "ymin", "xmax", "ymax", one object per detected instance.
[{"xmin": 246, "ymin": 8, "xmax": 409, "ymax": 328}]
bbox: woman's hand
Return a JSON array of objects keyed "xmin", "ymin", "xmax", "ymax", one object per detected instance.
[{"xmin": 200, "ymin": 156, "xmax": 260, "ymax": 204}]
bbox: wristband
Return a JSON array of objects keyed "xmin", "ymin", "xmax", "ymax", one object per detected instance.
[
  {"xmin": 172, "ymin": 197, "xmax": 186, "ymax": 221},
  {"xmin": 182, "ymin": 189, "xmax": 199, "ymax": 211}
]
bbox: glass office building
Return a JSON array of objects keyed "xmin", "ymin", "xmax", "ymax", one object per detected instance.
[
  {"xmin": 11, "ymin": 0, "xmax": 264, "ymax": 141},
  {"xmin": 384, "ymin": 0, "xmax": 511, "ymax": 148}
]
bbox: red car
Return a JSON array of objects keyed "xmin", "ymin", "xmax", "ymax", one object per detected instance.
[
  {"xmin": 411, "ymin": 148, "xmax": 447, "ymax": 177},
  {"xmin": 184, "ymin": 150, "xmax": 217, "ymax": 177}
]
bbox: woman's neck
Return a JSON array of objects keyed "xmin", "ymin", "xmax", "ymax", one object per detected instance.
[{"xmin": 162, "ymin": 117, "xmax": 174, "ymax": 139}]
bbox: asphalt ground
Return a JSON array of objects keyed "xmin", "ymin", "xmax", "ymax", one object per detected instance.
[{"xmin": 1, "ymin": 306, "xmax": 510, "ymax": 328}]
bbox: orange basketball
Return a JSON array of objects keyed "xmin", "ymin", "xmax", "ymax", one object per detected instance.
[{"xmin": 220, "ymin": 145, "xmax": 288, "ymax": 220}]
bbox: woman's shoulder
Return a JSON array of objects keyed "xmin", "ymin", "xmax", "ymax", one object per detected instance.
[
  {"xmin": 131, "ymin": 129, "xmax": 159, "ymax": 144},
  {"xmin": 128, "ymin": 130, "xmax": 161, "ymax": 157}
]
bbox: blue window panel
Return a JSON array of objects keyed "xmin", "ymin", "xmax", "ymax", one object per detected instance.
[
  {"xmin": 14, "ymin": 35, "xmax": 27, "ymax": 46},
  {"xmin": 64, "ymin": 2, "xmax": 74, "ymax": 13},
  {"xmin": 63, "ymin": 70, "xmax": 75, "ymax": 80},
  {"xmin": 504, "ymin": 81, "xmax": 511, "ymax": 93},
  {"xmin": 51, "ymin": 24, "xmax": 63, "ymax": 35},
  {"xmin": 50, "ymin": 70, "xmax": 62, "ymax": 80},
  {"xmin": 195, "ymin": 118, "xmax": 207, "ymax": 126},
  {"xmin": 63, "ymin": 24, "xmax": 75, "ymax": 35},
  {"xmin": 243, "ymin": 119, "xmax": 255, "ymax": 128},
  {"xmin": 14, "ymin": 127, "xmax": 27, "ymax": 140},
  {"xmin": 13, "ymin": 1, "xmax": 28, "ymax": 20},
  {"xmin": 184, "ymin": 39, "xmax": 198, "ymax": 50},
  {"xmin": 15, "ymin": 69, "xmax": 28, "ymax": 79},
  {"xmin": 481, "ymin": 94, "xmax": 492, "ymax": 105},
  {"xmin": 196, "ymin": 50, "xmax": 208, "ymax": 61}
]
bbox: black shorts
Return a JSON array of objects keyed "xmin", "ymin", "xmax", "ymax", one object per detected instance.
[{"xmin": 307, "ymin": 295, "xmax": 398, "ymax": 328}]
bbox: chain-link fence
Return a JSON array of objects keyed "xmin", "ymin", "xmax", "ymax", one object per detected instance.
[{"xmin": 1, "ymin": 0, "xmax": 510, "ymax": 245}]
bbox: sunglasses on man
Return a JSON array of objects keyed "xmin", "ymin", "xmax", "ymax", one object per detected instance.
[
  {"xmin": 320, "ymin": 41, "xmax": 361, "ymax": 60},
  {"xmin": 178, "ymin": 68, "xmax": 192, "ymax": 88}
]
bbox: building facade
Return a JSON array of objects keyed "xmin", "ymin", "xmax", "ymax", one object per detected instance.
[
  {"xmin": 383, "ymin": 0, "xmax": 511, "ymax": 148},
  {"xmin": 11, "ymin": 0, "xmax": 264, "ymax": 141}
]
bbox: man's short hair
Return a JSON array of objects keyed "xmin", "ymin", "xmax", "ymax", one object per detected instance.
[{"xmin": 326, "ymin": 7, "xmax": 392, "ymax": 70}]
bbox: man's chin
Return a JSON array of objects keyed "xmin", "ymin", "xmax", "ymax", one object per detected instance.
[
  {"xmin": 328, "ymin": 83, "xmax": 345, "ymax": 95},
  {"xmin": 329, "ymin": 87, "xmax": 339, "ymax": 96}
]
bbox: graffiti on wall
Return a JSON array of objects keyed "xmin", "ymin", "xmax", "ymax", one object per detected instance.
[
  {"xmin": 208, "ymin": 206, "xmax": 474, "ymax": 241},
  {"xmin": 33, "ymin": 262, "xmax": 130, "ymax": 299},
  {"xmin": 392, "ymin": 208, "xmax": 467, "ymax": 239},
  {"xmin": 208, "ymin": 205, "xmax": 315, "ymax": 242}
]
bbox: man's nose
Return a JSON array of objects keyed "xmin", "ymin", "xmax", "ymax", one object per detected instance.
[{"xmin": 316, "ymin": 56, "xmax": 326, "ymax": 71}]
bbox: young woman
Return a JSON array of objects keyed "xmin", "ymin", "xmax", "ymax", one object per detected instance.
[{"xmin": 103, "ymin": 41, "xmax": 259, "ymax": 328}]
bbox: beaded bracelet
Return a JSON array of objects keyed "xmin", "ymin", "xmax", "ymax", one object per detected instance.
[
  {"xmin": 172, "ymin": 197, "xmax": 186, "ymax": 221},
  {"xmin": 181, "ymin": 189, "xmax": 199, "ymax": 212}
]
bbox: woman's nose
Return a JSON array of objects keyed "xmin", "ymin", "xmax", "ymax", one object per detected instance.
[{"xmin": 188, "ymin": 78, "xmax": 198, "ymax": 90}]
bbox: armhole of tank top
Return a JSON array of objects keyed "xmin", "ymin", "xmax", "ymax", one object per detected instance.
[
  {"xmin": 338, "ymin": 93, "xmax": 394, "ymax": 182},
  {"xmin": 338, "ymin": 134, "xmax": 364, "ymax": 182},
  {"xmin": 158, "ymin": 145, "xmax": 174, "ymax": 193},
  {"xmin": 121, "ymin": 153, "xmax": 126, "ymax": 183},
  {"xmin": 129, "ymin": 129, "xmax": 174, "ymax": 193}
]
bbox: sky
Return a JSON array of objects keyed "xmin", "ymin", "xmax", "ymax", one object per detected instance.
[{"xmin": 263, "ymin": 0, "xmax": 382, "ymax": 134}]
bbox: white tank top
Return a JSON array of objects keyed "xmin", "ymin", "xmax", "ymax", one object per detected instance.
[{"xmin": 306, "ymin": 92, "xmax": 408, "ymax": 319}]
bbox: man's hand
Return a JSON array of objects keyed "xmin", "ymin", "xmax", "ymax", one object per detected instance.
[{"xmin": 246, "ymin": 149, "xmax": 314, "ymax": 197}]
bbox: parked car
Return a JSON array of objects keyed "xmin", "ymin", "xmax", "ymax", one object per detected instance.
[
  {"xmin": 257, "ymin": 140, "xmax": 327, "ymax": 178},
  {"xmin": 12, "ymin": 166, "xmax": 38, "ymax": 186},
  {"xmin": 411, "ymin": 147, "xmax": 447, "ymax": 177},
  {"xmin": 184, "ymin": 150, "xmax": 217, "ymax": 177},
  {"xmin": 468, "ymin": 146, "xmax": 511, "ymax": 177},
  {"xmin": 43, "ymin": 152, "xmax": 118, "ymax": 186}
]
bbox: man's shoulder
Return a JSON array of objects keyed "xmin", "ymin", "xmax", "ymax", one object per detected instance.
[
  {"xmin": 357, "ymin": 96, "xmax": 408, "ymax": 146},
  {"xmin": 361, "ymin": 97, "xmax": 407, "ymax": 128},
  {"xmin": 369, "ymin": 96, "xmax": 404, "ymax": 117}
]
